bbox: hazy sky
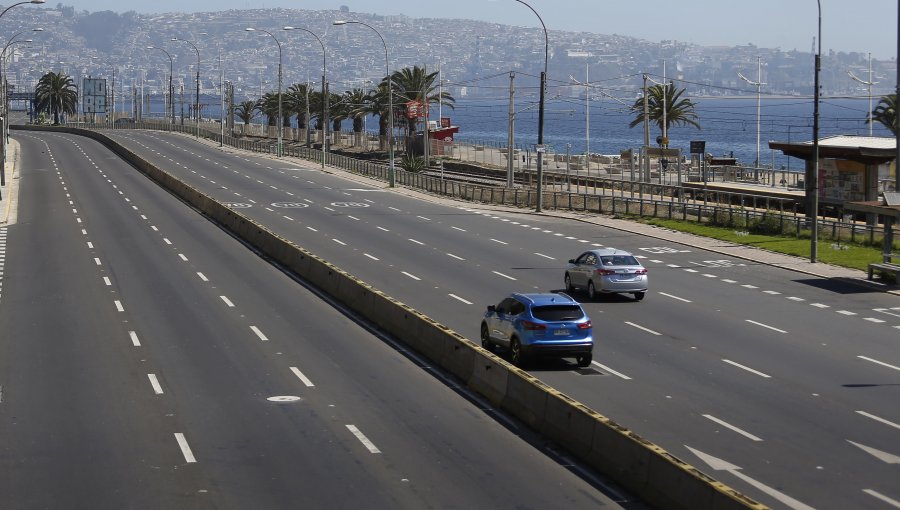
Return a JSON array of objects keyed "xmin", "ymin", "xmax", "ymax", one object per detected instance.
[{"xmin": 66, "ymin": 1, "xmax": 895, "ymax": 59}]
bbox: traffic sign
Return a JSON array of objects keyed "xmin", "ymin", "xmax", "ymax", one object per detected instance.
[{"xmin": 690, "ymin": 140, "xmax": 706, "ymax": 154}]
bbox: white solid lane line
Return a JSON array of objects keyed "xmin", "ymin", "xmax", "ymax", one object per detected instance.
[
  {"xmin": 290, "ymin": 367, "xmax": 315, "ymax": 387},
  {"xmin": 702, "ymin": 414, "xmax": 763, "ymax": 441},
  {"xmin": 864, "ymin": 489, "xmax": 900, "ymax": 509},
  {"xmin": 346, "ymin": 425, "xmax": 381, "ymax": 454},
  {"xmin": 220, "ymin": 296, "xmax": 235, "ymax": 307},
  {"xmin": 722, "ymin": 359, "xmax": 772, "ymax": 378},
  {"xmin": 147, "ymin": 374, "xmax": 164, "ymax": 395},
  {"xmin": 625, "ymin": 321, "xmax": 661, "ymax": 336},
  {"xmin": 174, "ymin": 433, "xmax": 197, "ymax": 463},
  {"xmin": 449, "ymin": 294, "xmax": 473, "ymax": 305},
  {"xmin": 129, "ymin": 331, "xmax": 141, "ymax": 347},
  {"xmin": 250, "ymin": 326, "xmax": 269, "ymax": 342},
  {"xmin": 591, "ymin": 361, "xmax": 632, "ymax": 380},
  {"xmin": 857, "ymin": 355, "xmax": 900, "ymax": 372},
  {"xmin": 659, "ymin": 292, "xmax": 691, "ymax": 303},
  {"xmin": 745, "ymin": 320, "xmax": 787, "ymax": 334}
]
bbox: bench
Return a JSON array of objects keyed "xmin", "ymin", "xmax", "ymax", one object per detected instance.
[{"xmin": 867, "ymin": 262, "xmax": 900, "ymax": 281}]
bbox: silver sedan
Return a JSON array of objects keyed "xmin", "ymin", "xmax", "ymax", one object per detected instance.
[{"xmin": 564, "ymin": 248, "xmax": 648, "ymax": 301}]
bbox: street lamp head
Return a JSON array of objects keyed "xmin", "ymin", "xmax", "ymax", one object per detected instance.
[
  {"xmin": 30, "ymin": 0, "xmax": 45, "ymax": 4},
  {"xmin": 244, "ymin": 27, "xmax": 256, "ymax": 32},
  {"xmin": 332, "ymin": 20, "xmax": 348, "ymax": 26},
  {"xmin": 32, "ymin": 27, "xmax": 43, "ymax": 32},
  {"xmin": 283, "ymin": 26, "xmax": 294, "ymax": 31}
]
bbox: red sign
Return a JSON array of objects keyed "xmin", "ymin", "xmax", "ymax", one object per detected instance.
[{"xmin": 405, "ymin": 101, "xmax": 427, "ymax": 119}]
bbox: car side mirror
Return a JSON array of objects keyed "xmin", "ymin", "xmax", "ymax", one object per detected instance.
[
  {"xmin": 568, "ymin": 259, "xmax": 576, "ymax": 264},
  {"xmin": 486, "ymin": 305, "xmax": 496, "ymax": 313}
]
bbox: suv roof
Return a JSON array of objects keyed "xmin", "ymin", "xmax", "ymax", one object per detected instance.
[{"xmin": 513, "ymin": 292, "xmax": 579, "ymax": 306}]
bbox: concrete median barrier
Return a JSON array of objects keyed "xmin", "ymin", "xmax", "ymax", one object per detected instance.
[{"xmin": 13, "ymin": 125, "xmax": 769, "ymax": 510}]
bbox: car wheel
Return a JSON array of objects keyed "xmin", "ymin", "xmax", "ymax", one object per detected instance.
[
  {"xmin": 576, "ymin": 353, "xmax": 592, "ymax": 368},
  {"xmin": 587, "ymin": 280, "xmax": 597, "ymax": 301},
  {"xmin": 564, "ymin": 273, "xmax": 574, "ymax": 293},
  {"xmin": 510, "ymin": 338, "xmax": 526, "ymax": 367},
  {"xmin": 634, "ymin": 291, "xmax": 646, "ymax": 301},
  {"xmin": 480, "ymin": 323, "xmax": 493, "ymax": 351}
]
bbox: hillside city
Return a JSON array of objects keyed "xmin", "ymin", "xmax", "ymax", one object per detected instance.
[{"xmin": 3, "ymin": 4, "xmax": 895, "ymax": 107}]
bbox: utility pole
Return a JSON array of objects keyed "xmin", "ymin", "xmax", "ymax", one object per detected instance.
[
  {"xmin": 507, "ymin": 71, "xmax": 515, "ymax": 188},
  {"xmin": 848, "ymin": 52, "xmax": 876, "ymax": 137},
  {"xmin": 585, "ymin": 63, "xmax": 590, "ymax": 171},
  {"xmin": 642, "ymin": 73, "xmax": 650, "ymax": 182},
  {"xmin": 739, "ymin": 56, "xmax": 766, "ymax": 179}
]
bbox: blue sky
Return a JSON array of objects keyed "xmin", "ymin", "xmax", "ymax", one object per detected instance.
[{"xmin": 67, "ymin": 0, "xmax": 896, "ymax": 59}]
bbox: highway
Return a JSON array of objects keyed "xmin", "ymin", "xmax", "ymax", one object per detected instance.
[
  {"xmin": 94, "ymin": 128, "xmax": 900, "ymax": 510},
  {"xmin": 0, "ymin": 131, "xmax": 635, "ymax": 509}
]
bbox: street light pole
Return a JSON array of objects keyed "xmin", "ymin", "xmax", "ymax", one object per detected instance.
[
  {"xmin": 739, "ymin": 56, "xmax": 766, "ymax": 179},
  {"xmin": 512, "ymin": 0, "xmax": 548, "ymax": 212},
  {"xmin": 245, "ymin": 28, "xmax": 282, "ymax": 157},
  {"xmin": 333, "ymin": 20, "xmax": 393, "ymax": 186},
  {"xmin": 847, "ymin": 52, "xmax": 876, "ymax": 137},
  {"xmin": 147, "ymin": 46, "xmax": 174, "ymax": 125},
  {"xmin": 811, "ymin": 0, "xmax": 821, "ymax": 263},
  {"xmin": 0, "ymin": 0, "xmax": 45, "ymax": 191},
  {"xmin": 172, "ymin": 37, "xmax": 200, "ymax": 138},
  {"xmin": 283, "ymin": 26, "xmax": 327, "ymax": 169}
]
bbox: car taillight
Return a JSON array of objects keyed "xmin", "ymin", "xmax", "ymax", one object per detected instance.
[
  {"xmin": 521, "ymin": 320, "xmax": 546, "ymax": 330},
  {"xmin": 634, "ymin": 268, "xmax": 648, "ymax": 275},
  {"xmin": 596, "ymin": 269, "xmax": 615, "ymax": 275},
  {"xmin": 577, "ymin": 320, "xmax": 592, "ymax": 330}
]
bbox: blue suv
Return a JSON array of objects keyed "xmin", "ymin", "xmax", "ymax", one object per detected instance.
[{"xmin": 481, "ymin": 293, "xmax": 593, "ymax": 367}]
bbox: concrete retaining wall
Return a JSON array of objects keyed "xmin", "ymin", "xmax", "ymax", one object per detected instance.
[{"xmin": 14, "ymin": 125, "xmax": 768, "ymax": 510}]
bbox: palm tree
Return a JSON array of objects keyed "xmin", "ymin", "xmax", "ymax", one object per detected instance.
[
  {"xmin": 629, "ymin": 83, "xmax": 700, "ymax": 140},
  {"xmin": 284, "ymin": 83, "xmax": 309, "ymax": 140},
  {"xmin": 350, "ymin": 82, "xmax": 391, "ymax": 151},
  {"xmin": 870, "ymin": 93, "xmax": 897, "ymax": 135},
  {"xmin": 235, "ymin": 100, "xmax": 257, "ymax": 125},
  {"xmin": 390, "ymin": 65, "xmax": 455, "ymax": 153},
  {"xmin": 343, "ymin": 88, "xmax": 370, "ymax": 147},
  {"xmin": 34, "ymin": 71, "xmax": 78, "ymax": 125},
  {"xmin": 257, "ymin": 92, "xmax": 279, "ymax": 127}
]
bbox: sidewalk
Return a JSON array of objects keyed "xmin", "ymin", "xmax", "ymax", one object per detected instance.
[{"xmin": 0, "ymin": 138, "xmax": 21, "ymax": 226}]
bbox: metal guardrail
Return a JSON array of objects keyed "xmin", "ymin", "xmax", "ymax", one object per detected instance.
[{"xmin": 73, "ymin": 120, "xmax": 893, "ymax": 246}]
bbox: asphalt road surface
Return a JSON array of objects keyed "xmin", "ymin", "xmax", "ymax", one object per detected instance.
[
  {"xmin": 0, "ymin": 131, "xmax": 638, "ymax": 509},
  {"xmin": 94, "ymin": 128, "xmax": 900, "ymax": 510}
]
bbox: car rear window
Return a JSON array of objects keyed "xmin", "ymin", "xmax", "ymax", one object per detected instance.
[
  {"xmin": 600, "ymin": 255, "xmax": 640, "ymax": 266},
  {"xmin": 532, "ymin": 305, "xmax": 585, "ymax": 321}
]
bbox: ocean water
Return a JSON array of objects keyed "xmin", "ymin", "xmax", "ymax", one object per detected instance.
[
  {"xmin": 443, "ymin": 95, "xmax": 893, "ymax": 171},
  {"xmin": 130, "ymin": 94, "xmax": 892, "ymax": 171}
]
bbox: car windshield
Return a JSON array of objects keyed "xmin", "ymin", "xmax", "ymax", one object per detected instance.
[
  {"xmin": 532, "ymin": 305, "xmax": 584, "ymax": 321},
  {"xmin": 600, "ymin": 255, "xmax": 640, "ymax": 266}
]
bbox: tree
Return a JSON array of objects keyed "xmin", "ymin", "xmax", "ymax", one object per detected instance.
[
  {"xmin": 284, "ymin": 83, "xmax": 309, "ymax": 133},
  {"xmin": 870, "ymin": 93, "xmax": 897, "ymax": 135},
  {"xmin": 34, "ymin": 71, "xmax": 78, "ymax": 125},
  {"xmin": 234, "ymin": 100, "xmax": 257, "ymax": 125},
  {"xmin": 257, "ymin": 92, "xmax": 281, "ymax": 127},
  {"xmin": 390, "ymin": 65, "xmax": 455, "ymax": 153},
  {"xmin": 629, "ymin": 83, "xmax": 700, "ymax": 140},
  {"xmin": 342, "ymin": 88, "xmax": 371, "ymax": 146},
  {"xmin": 350, "ymin": 82, "xmax": 392, "ymax": 150}
]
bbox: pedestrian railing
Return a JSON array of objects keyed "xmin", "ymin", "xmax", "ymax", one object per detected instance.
[{"xmin": 71, "ymin": 120, "xmax": 894, "ymax": 248}]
